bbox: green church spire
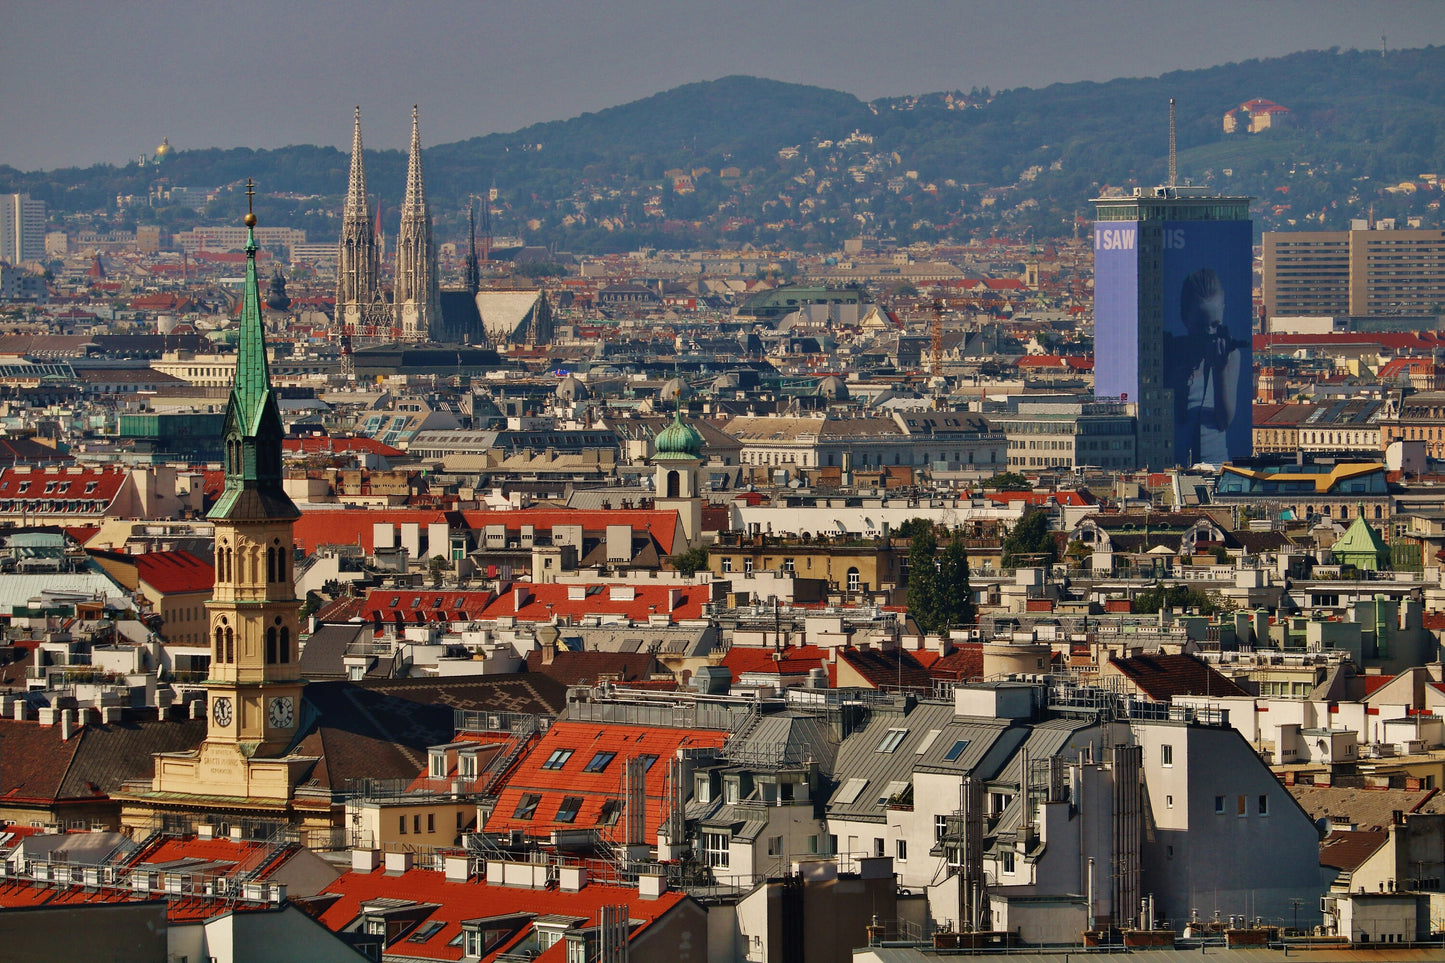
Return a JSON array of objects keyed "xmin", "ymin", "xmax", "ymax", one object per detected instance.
[
  {"xmin": 208, "ymin": 181, "xmax": 299, "ymax": 521},
  {"xmin": 234, "ymin": 180, "xmax": 274, "ymax": 434}
]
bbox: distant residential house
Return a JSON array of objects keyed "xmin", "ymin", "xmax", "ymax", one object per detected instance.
[{"xmin": 1224, "ymin": 98, "xmax": 1294, "ymax": 134}]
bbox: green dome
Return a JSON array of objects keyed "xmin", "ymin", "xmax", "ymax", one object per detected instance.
[{"xmin": 653, "ymin": 412, "xmax": 703, "ymax": 460}]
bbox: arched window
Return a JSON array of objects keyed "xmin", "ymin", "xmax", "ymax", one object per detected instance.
[
  {"xmin": 846, "ymin": 567, "xmax": 861, "ymax": 592},
  {"xmin": 267, "ymin": 545, "xmax": 278, "ymax": 583},
  {"xmin": 265, "ymin": 626, "xmax": 278, "ymax": 664},
  {"xmin": 224, "ymin": 627, "xmax": 234, "ymax": 663},
  {"xmin": 280, "ymin": 626, "xmax": 291, "ymax": 664},
  {"xmin": 214, "ymin": 626, "xmax": 224, "ymax": 663},
  {"xmin": 666, "ymin": 470, "xmax": 681, "ymax": 498}
]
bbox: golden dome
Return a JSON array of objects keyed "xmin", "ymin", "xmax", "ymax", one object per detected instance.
[{"xmin": 154, "ymin": 136, "xmax": 171, "ymax": 158}]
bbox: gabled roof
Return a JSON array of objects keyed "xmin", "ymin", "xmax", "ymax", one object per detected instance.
[
  {"xmin": 827, "ymin": 701, "xmax": 1015, "ymax": 823},
  {"xmin": 720, "ymin": 644, "xmax": 830, "ymax": 681},
  {"xmin": 357, "ymin": 584, "xmax": 704, "ymax": 626},
  {"xmin": 928, "ymin": 644, "xmax": 982, "ymax": 682},
  {"xmin": 837, "ymin": 647, "xmax": 932, "ymax": 689},
  {"xmin": 1319, "ymin": 829, "xmax": 1389, "ymax": 873},
  {"xmin": 0, "ymin": 715, "xmax": 208, "ymax": 805},
  {"xmin": 1108, "ymin": 653, "xmax": 1250, "ymax": 701},
  {"xmin": 523, "ymin": 650, "xmax": 661, "ymax": 686},
  {"xmin": 485, "ymin": 720, "xmax": 726, "ymax": 840},
  {"xmin": 315, "ymin": 865, "xmax": 690, "ymax": 963},
  {"xmin": 135, "ymin": 550, "xmax": 215, "ymax": 595},
  {"xmin": 0, "ymin": 467, "xmax": 127, "ymax": 505},
  {"xmin": 1288, "ymin": 785, "xmax": 1443, "ymax": 832}
]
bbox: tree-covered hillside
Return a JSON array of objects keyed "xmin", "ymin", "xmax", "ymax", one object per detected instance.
[{"xmin": 3, "ymin": 47, "xmax": 1441, "ymax": 251}]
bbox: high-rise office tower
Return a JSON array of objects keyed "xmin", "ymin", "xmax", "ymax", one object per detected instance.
[
  {"xmin": 393, "ymin": 106, "xmax": 442, "ymax": 341},
  {"xmin": 1093, "ymin": 186, "xmax": 1254, "ymax": 468},
  {"xmin": 0, "ymin": 194, "xmax": 47, "ymax": 264}
]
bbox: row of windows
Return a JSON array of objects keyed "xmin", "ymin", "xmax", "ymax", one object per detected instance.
[
  {"xmin": 212, "ymin": 616, "xmax": 291, "ymax": 665},
  {"xmin": 217, "ymin": 539, "xmax": 291, "ymax": 585},
  {"xmin": 397, "ymin": 811, "xmax": 468, "ymax": 835},
  {"xmin": 538, "ymin": 748, "xmax": 658, "ymax": 774},
  {"xmin": 512, "ymin": 793, "xmax": 621, "ymax": 826}
]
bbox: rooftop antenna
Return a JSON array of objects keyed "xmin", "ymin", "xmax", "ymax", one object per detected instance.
[{"xmin": 1168, "ymin": 98, "xmax": 1177, "ymax": 187}]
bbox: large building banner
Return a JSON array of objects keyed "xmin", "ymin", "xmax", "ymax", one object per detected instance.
[
  {"xmin": 1162, "ymin": 220, "xmax": 1253, "ymax": 466},
  {"xmin": 1093, "ymin": 221, "xmax": 1141, "ymax": 403}
]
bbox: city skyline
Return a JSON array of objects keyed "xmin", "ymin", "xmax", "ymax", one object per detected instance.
[{"xmin": 4, "ymin": 0, "xmax": 1445, "ymax": 171}]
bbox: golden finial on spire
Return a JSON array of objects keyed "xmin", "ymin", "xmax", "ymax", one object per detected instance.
[{"xmin": 244, "ymin": 178, "xmax": 257, "ymax": 227}]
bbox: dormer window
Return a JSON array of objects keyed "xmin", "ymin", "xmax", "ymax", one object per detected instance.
[{"xmin": 428, "ymin": 750, "xmax": 447, "ymax": 779}]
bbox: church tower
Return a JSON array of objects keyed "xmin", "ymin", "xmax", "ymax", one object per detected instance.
[
  {"xmin": 120, "ymin": 188, "xmax": 316, "ymax": 833},
  {"xmin": 394, "ymin": 105, "xmax": 442, "ymax": 341},
  {"xmin": 336, "ymin": 107, "xmax": 379, "ymax": 337},
  {"xmin": 206, "ymin": 185, "xmax": 306, "ymax": 758},
  {"xmin": 651, "ymin": 409, "xmax": 705, "ymax": 546}
]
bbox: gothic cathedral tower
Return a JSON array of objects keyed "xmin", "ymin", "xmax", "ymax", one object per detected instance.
[
  {"xmin": 336, "ymin": 107, "xmax": 379, "ymax": 337},
  {"xmin": 394, "ymin": 106, "xmax": 442, "ymax": 341},
  {"xmin": 120, "ymin": 189, "xmax": 315, "ymax": 832}
]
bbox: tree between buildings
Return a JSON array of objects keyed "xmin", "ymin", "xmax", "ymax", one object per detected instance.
[
  {"xmin": 906, "ymin": 522, "xmax": 975, "ymax": 634},
  {"xmin": 1001, "ymin": 508, "xmax": 1056, "ymax": 569},
  {"xmin": 670, "ymin": 546, "xmax": 710, "ymax": 577}
]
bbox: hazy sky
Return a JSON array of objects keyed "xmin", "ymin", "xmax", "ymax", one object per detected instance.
[{"xmin": 4, "ymin": 0, "xmax": 1443, "ymax": 171}]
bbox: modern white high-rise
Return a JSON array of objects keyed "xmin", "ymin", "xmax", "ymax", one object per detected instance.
[{"xmin": 0, "ymin": 194, "xmax": 47, "ymax": 264}]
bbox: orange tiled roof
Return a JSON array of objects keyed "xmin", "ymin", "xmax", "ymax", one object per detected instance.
[
  {"xmin": 485, "ymin": 720, "xmax": 726, "ymax": 841},
  {"xmin": 316, "ymin": 865, "xmax": 689, "ymax": 962}
]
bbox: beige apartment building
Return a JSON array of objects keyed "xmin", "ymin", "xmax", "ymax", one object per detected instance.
[{"xmin": 1263, "ymin": 227, "xmax": 1445, "ymax": 319}]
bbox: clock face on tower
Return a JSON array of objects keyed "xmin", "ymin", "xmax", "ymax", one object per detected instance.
[
  {"xmin": 268, "ymin": 696, "xmax": 295, "ymax": 729},
  {"xmin": 212, "ymin": 697, "xmax": 233, "ymax": 727}
]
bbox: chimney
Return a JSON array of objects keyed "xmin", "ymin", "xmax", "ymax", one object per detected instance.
[
  {"xmin": 542, "ymin": 639, "xmax": 557, "ymax": 666},
  {"xmin": 352, "ymin": 848, "xmax": 381, "ymax": 873},
  {"xmin": 60, "ymin": 709, "xmax": 74, "ymax": 741},
  {"xmin": 559, "ymin": 865, "xmax": 588, "ymax": 892},
  {"xmin": 102, "ymin": 706, "xmax": 122, "ymax": 724},
  {"xmin": 384, "ymin": 851, "xmax": 413, "ymax": 875},
  {"xmin": 189, "ymin": 699, "xmax": 204, "ymax": 720},
  {"xmin": 444, "ymin": 853, "xmax": 471, "ymax": 883},
  {"xmin": 37, "ymin": 706, "xmax": 58, "ymax": 726},
  {"xmin": 14, "ymin": 701, "xmax": 30, "ymax": 722}
]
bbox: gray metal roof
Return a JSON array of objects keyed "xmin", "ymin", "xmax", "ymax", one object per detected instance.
[
  {"xmin": 728, "ymin": 711, "xmax": 840, "ymax": 775},
  {"xmin": 826, "ymin": 700, "xmax": 1014, "ymax": 823}
]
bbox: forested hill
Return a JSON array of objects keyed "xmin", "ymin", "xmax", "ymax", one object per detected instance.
[{"xmin": 4, "ymin": 46, "xmax": 1442, "ymax": 251}]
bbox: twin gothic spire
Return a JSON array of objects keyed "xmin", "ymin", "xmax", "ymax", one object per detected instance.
[{"xmin": 336, "ymin": 106, "xmax": 441, "ymax": 342}]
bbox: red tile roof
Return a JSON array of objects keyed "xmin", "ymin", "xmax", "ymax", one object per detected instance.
[
  {"xmin": 284, "ymin": 436, "xmax": 406, "ymax": 457},
  {"xmin": 486, "ymin": 720, "xmax": 726, "ymax": 840},
  {"xmin": 928, "ymin": 643, "xmax": 983, "ymax": 682},
  {"xmin": 358, "ymin": 584, "xmax": 704, "ymax": 626},
  {"xmin": 316, "ymin": 865, "xmax": 691, "ymax": 963},
  {"xmin": 982, "ymin": 490, "xmax": 1095, "ymax": 507},
  {"xmin": 721, "ymin": 644, "xmax": 830, "ymax": 681},
  {"xmin": 0, "ymin": 467, "xmax": 127, "ymax": 507},
  {"xmin": 838, "ymin": 646, "xmax": 932, "ymax": 690},
  {"xmin": 136, "ymin": 550, "xmax": 215, "ymax": 595},
  {"xmin": 1108, "ymin": 653, "xmax": 1251, "ymax": 701}
]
